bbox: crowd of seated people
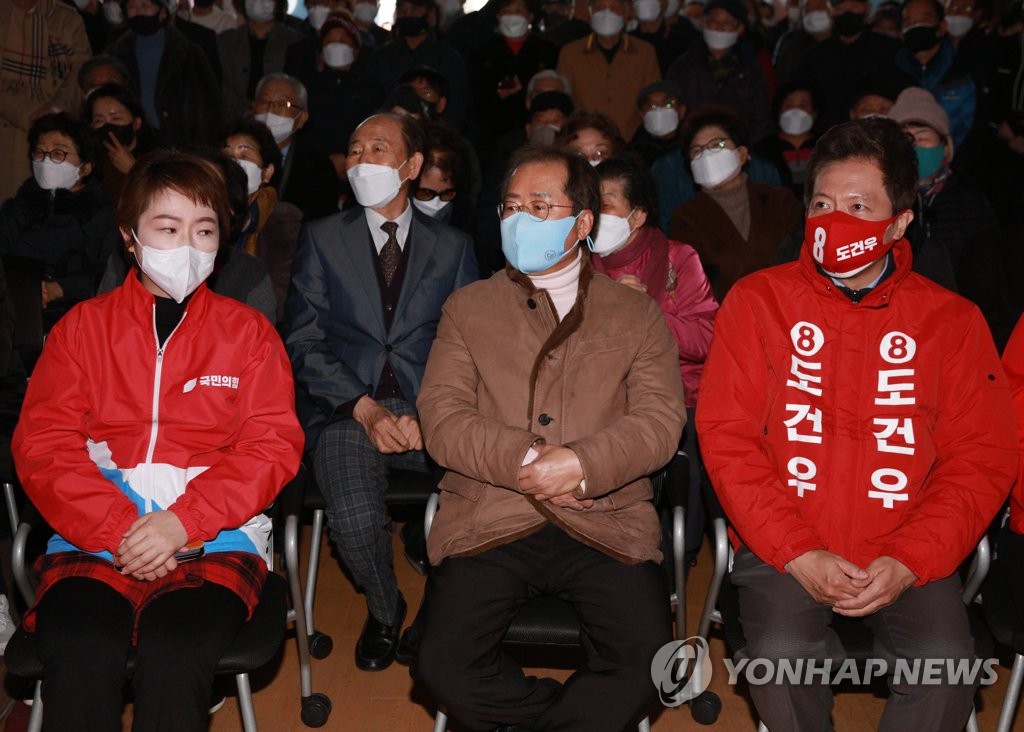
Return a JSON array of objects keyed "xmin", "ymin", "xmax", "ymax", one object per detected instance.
[{"xmin": 2, "ymin": 0, "xmax": 1024, "ymax": 727}]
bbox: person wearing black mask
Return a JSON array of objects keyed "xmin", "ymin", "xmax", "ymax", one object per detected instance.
[
  {"xmin": 364, "ymin": 0, "xmax": 471, "ymax": 130},
  {"xmin": 795, "ymin": 0, "xmax": 903, "ymax": 129},
  {"xmin": 894, "ymin": 0, "xmax": 977, "ymax": 152},
  {"xmin": 84, "ymin": 83, "xmax": 159, "ymax": 203},
  {"xmin": 106, "ymin": 0, "xmax": 222, "ymax": 147}
]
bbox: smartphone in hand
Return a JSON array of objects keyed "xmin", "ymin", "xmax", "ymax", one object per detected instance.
[{"xmin": 174, "ymin": 540, "xmax": 205, "ymax": 562}]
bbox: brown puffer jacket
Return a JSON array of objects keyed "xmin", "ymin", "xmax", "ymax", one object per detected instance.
[{"xmin": 418, "ymin": 256, "xmax": 686, "ymax": 566}]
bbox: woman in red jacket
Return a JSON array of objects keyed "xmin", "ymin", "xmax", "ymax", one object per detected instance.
[
  {"xmin": 11, "ymin": 150, "xmax": 304, "ymax": 731},
  {"xmin": 590, "ymin": 154, "xmax": 718, "ymax": 556}
]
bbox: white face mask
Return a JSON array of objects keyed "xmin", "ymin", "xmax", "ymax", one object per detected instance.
[
  {"xmin": 802, "ymin": 8, "xmax": 831, "ymax": 33},
  {"xmin": 643, "ymin": 106, "xmax": 679, "ymax": 137},
  {"xmin": 347, "ymin": 160, "xmax": 407, "ymax": 209},
  {"xmin": 591, "ymin": 8, "xmax": 625, "ymax": 35},
  {"xmin": 323, "ymin": 42, "xmax": 356, "ymax": 68},
  {"xmin": 352, "ymin": 1, "xmax": 377, "ymax": 23},
  {"xmin": 498, "ymin": 14, "xmax": 530, "ymax": 37},
  {"xmin": 254, "ymin": 111, "xmax": 295, "ymax": 143},
  {"xmin": 132, "ymin": 231, "xmax": 218, "ymax": 303},
  {"xmin": 413, "ymin": 196, "xmax": 451, "ymax": 218},
  {"xmin": 236, "ymin": 158, "xmax": 264, "ymax": 195},
  {"xmin": 779, "ymin": 107, "xmax": 813, "ymax": 135},
  {"xmin": 665, "ymin": 0, "xmax": 680, "ymax": 15},
  {"xmin": 786, "ymin": 5, "xmax": 800, "ymax": 23},
  {"xmin": 245, "ymin": 0, "xmax": 276, "ymax": 22},
  {"xmin": 590, "ymin": 210, "xmax": 636, "ymax": 255},
  {"xmin": 703, "ymin": 27, "xmax": 738, "ymax": 50},
  {"xmin": 691, "ymin": 146, "xmax": 741, "ymax": 188},
  {"xmin": 33, "ymin": 159, "xmax": 82, "ymax": 191},
  {"xmin": 103, "ymin": 0, "xmax": 125, "ymax": 25},
  {"xmin": 945, "ymin": 14, "xmax": 973, "ymax": 36},
  {"xmin": 529, "ymin": 123, "xmax": 561, "ymax": 145},
  {"xmin": 634, "ymin": 0, "xmax": 662, "ymax": 22},
  {"xmin": 307, "ymin": 4, "xmax": 331, "ymax": 29}
]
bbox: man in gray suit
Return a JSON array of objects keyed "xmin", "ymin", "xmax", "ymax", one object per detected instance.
[{"xmin": 285, "ymin": 113, "xmax": 477, "ymax": 672}]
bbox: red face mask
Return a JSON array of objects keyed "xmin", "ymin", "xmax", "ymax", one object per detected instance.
[{"xmin": 805, "ymin": 209, "xmax": 900, "ymax": 278}]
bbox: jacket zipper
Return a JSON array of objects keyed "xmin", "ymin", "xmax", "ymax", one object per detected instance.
[{"xmin": 143, "ymin": 306, "xmax": 187, "ymax": 477}]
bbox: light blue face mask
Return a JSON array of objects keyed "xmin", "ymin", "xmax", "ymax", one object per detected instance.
[
  {"xmin": 500, "ymin": 211, "xmax": 580, "ymax": 274},
  {"xmin": 914, "ymin": 144, "xmax": 945, "ymax": 180}
]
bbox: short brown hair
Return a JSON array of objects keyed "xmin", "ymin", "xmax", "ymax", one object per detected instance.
[
  {"xmin": 499, "ymin": 144, "xmax": 601, "ymax": 217},
  {"xmin": 804, "ymin": 117, "xmax": 917, "ymax": 213},
  {"xmin": 555, "ymin": 110, "xmax": 625, "ymax": 156},
  {"xmin": 116, "ymin": 150, "xmax": 232, "ymax": 247}
]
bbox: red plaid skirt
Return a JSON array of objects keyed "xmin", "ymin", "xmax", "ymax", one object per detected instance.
[{"xmin": 23, "ymin": 551, "xmax": 267, "ymax": 643}]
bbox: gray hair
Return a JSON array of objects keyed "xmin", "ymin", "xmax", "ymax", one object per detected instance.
[
  {"xmin": 255, "ymin": 72, "xmax": 309, "ymax": 110},
  {"xmin": 525, "ymin": 70, "xmax": 572, "ymax": 103}
]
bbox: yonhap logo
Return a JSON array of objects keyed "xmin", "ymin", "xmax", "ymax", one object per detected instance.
[{"xmin": 650, "ymin": 636, "xmax": 712, "ymax": 707}]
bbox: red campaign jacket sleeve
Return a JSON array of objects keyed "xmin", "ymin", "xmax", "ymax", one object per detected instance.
[
  {"xmin": 168, "ymin": 322, "xmax": 304, "ymax": 542},
  {"xmin": 663, "ymin": 243, "xmax": 718, "ymax": 364},
  {"xmin": 1005, "ymin": 316, "xmax": 1024, "ymax": 535},
  {"xmin": 696, "ymin": 285, "xmax": 826, "ymax": 571},
  {"xmin": 12, "ymin": 316, "xmax": 139, "ymax": 554},
  {"xmin": 880, "ymin": 307, "xmax": 1018, "ymax": 585}
]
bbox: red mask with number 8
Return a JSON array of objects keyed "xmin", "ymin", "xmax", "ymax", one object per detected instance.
[{"xmin": 805, "ymin": 209, "xmax": 901, "ymax": 279}]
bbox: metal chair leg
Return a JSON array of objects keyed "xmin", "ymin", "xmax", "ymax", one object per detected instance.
[
  {"xmin": 433, "ymin": 709, "xmax": 448, "ymax": 732},
  {"xmin": 284, "ymin": 510, "xmax": 314, "ymax": 699},
  {"xmin": 997, "ymin": 653, "xmax": 1024, "ymax": 732},
  {"xmin": 672, "ymin": 503, "xmax": 686, "ymax": 639},
  {"xmin": 236, "ymin": 672, "xmax": 258, "ymax": 732},
  {"xmin": 966, "ymin": 706, "xmax": 980, "ymax": 732},
  {"xmin": 637, "ymin": 715, "xmax": 651, "ymax": 732},
  {"xmin": 27, "ymin": 680, "xmax": 42, "ymax": 732},
  {"xmin": 3, "ymin": 482, "xmax": 19, "ymax": 538},
  {"xmin": 304, "ymin": 508, "xmax": 325, "ymax": 632}
]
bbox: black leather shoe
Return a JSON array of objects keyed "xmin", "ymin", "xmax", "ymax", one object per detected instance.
[
  {"xmin": 355, "ymin": 594, "xmax": 407, "ymax": 672},
  {"xmin": 395, "ymin": 623, "xmax": 419, "ymax": 668},
  {"xmin": 400, "ymin": 521, "xmax": 429, "ymax": 576}
]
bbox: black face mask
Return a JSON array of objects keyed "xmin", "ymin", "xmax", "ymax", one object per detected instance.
[
  {"xmin": 128, "ymin": 13, "xmax": 163, "ymax": 35},
  {"xmin": 833, "ymin": 10, "xmax": 865, "ymax": 36},
  {"xmin": 903, "ymin": 24, "xmax": 939, "ymax": 52},
  {"xmin": 395, "ymin": 15, "xmax": 429, "ymax": 37},
  {"xmin": 95, "ymin": 122, "xmax": 136, "ymax": 147}
]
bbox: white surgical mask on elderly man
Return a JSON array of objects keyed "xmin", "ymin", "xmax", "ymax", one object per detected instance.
[
  {"xmin": 591, "ymin": 8, "xmax": 625, "ymax": 35},
  {"xmin": 347, "ymin": 161, "xmax": 408, "ymax": 209},
  {"xmin": 254, "ymin": 112, "xmax": 295, "ymax": 143},
  {"xmin": 691, "ymin": 146, "xmax": 741, "ymax": 188},
  {"xmin": 131, "ymin": 231, "xmax": 218, "ymax": 303},
  {"xmin": 802, "ymin": 8, "xmax": 831, "ymax": 33},
  {"xmin": 634, "ymin": 0, "xmax": 662, "ymax": 22}
]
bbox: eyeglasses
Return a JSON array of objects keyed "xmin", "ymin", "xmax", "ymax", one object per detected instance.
[
  {"xmin": 415, "ymin": 186, "xmax": 457, "ymax": 202},
  {"xmin": 688, "ymin": 137, "xmax": 731, "ymax": 160},
  {"xmin": 254, "ymin": 97, "xmax": 301, "ymax": 114},
  {"xmin": 31, "ymin": 148, "xmax": 77, "ymax": 164},
  {"xmin": 642, "ymin": 101, "xmax": 678, "ymax": 112},
  {"xmin": 497, "ymin": 201, "xmax": 575, "ymax": 220}
]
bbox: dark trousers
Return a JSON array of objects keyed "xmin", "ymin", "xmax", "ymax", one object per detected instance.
[
  {"xmin": 34, "ymin": 577, "xmax": 246, "ymax": 732},
  {"xmin": 731, "ymin": 548, "xmax": 978, "ymax": 732},
  {"xmin": 312, "ymin": 396, "xmax": 430, "ymax": 624},
  {"xmin": 418, "ymin": 523, "xmax": 671, "ymax": 731}
]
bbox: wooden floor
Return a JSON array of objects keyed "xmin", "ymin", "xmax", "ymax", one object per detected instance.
[{"xmin": 8, "ymin": 523, "xmax": 1024, "ymax": 731}]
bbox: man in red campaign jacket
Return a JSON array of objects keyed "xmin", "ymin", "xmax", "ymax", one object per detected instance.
[{"xmin": 697, "ymin": 117, "xmax": 1018, "ymax": 732}]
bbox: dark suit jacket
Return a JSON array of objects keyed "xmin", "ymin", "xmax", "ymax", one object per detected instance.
[
  {"xmin": 285, "ymin": 205, "xmax": 478, "ymax": 449},
  {"xmin": 218, "ymin": 23, "xmax": 304, "ymax": 123}
]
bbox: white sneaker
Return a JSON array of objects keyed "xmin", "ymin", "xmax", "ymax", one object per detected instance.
[{"xmin": 0, "ymin": 594, "xmax": 15, "ymax": 656}]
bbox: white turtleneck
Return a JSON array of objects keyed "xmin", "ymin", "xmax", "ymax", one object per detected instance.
[{"xmin": 528, "ymin": 248, "xmax": 582, "ymax": 321}]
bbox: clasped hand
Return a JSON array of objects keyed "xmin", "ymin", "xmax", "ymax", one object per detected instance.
[
  {"xmin": 517, "ymin": 444, "xmax": 592, "ymax": 511},
  {"xmin": 353, "ymin": 396, "xmax": 423, "ymax": 454},
  {"xmin": 115, "ymin": 510, "xmax": 189, "ymax": 581},
  {"xmin": 785, "ymin": 549, "xmax": 917, "ymax": 616}
]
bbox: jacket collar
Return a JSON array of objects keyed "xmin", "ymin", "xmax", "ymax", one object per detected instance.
[
  {"xmin": 584, "ymin": 32, "xmax": 633, "ymax": 53},
  {"xmin": 122, "ymin": 263, "xmax": 212, "ymax": 333},
  {"xmin": 798, "ymin": 235, "xmax": 913, "ymax": 308}
]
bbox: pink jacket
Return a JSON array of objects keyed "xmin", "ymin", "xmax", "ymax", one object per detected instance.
[{"xmin": 592, "ymin": 226, "xmax": 717, "ymax": 407}]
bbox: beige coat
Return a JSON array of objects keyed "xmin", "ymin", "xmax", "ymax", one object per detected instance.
[
  {"xmin": 0, "ymin": 0, "xmax": 89, "ymax": 200},
  {"xmin": 556, "ymin": 33, "xmax": 660, "ymax": 140},
  {"xmin": 418, "ymin": 258, "xmax": 686, "ymax": 566}
]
